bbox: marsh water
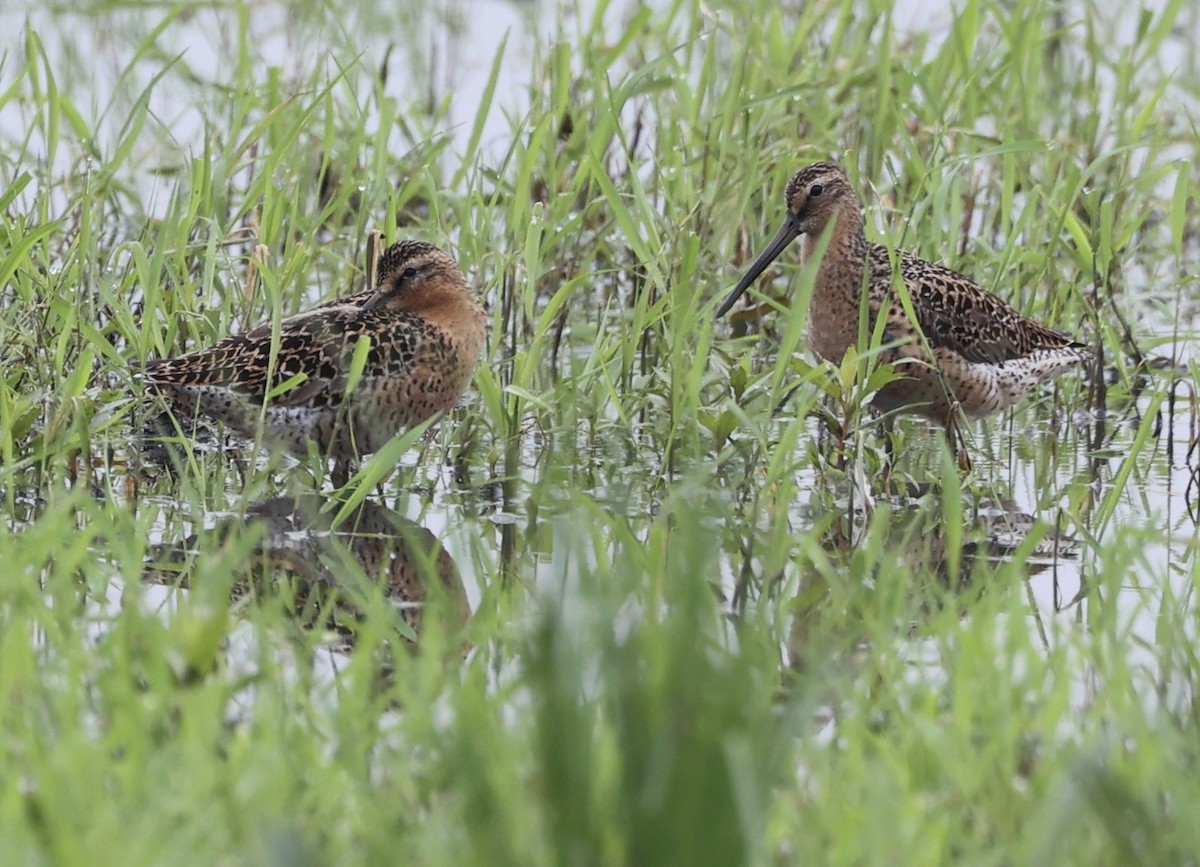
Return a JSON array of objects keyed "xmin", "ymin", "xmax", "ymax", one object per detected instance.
[{"xmin": 2, "ymin": 0, "xmax": 1198, "ymax": 697}]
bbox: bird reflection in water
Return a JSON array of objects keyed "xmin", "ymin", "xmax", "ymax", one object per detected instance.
[
  {"xmin": 772, "ymin": 496, "xmax": 1080, "ymax": 677},
  {"xmin": 144, "ymin": 495, "xmax": 471, "ymax": 659}
]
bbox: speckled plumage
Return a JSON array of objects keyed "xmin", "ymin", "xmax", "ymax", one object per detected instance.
[
  {"xmin": 143, "ymin": 241, "xmax": 485, "ymax": 474},
  {"xmin": 718, "ymin": 162, "xmax": 1091, "ymax": 431}
]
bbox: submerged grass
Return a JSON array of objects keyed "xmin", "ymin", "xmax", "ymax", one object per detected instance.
[{"xmin": 1, "ymin": 0, "xmax": 1199, "ymax": 863}]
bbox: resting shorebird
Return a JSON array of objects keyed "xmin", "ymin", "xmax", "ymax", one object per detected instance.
[
  {"xmin": 716, "ymin": 162, "xmax": 1091, "ymax": 468},
  {"xmin": 143, "ymin": 240, "xmax": 486, "ymax": 483}
]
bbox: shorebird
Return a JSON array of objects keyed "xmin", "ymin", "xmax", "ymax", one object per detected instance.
[
  {"xmin": 143, "ymin": 240, "xmax": 486, "ymax": 483},
  {"xmin": 716, "ymin": 162, "xmax": 1091, "ymax": 468}
]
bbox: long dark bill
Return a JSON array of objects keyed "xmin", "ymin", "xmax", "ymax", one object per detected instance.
[{"xmin": 715, "ymin": 214, "xmax": 802, "ymax": 318}]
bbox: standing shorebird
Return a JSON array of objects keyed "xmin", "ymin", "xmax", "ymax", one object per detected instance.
[
  {"xmin": 143, "ymin": 240, "xmax": 486, "ymax": 483},
  {"xmin": 716, "ymin": 162, "xmax": 1091, "ymax": 468}
]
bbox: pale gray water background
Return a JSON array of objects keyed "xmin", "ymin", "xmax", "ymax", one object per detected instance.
[{"xmin": 1, "ymin": 0, "xmax": 1197, "ymax": 699}]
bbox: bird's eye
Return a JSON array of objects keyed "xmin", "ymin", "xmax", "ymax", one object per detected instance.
[
  {"xmin": 809, "ymin": 184, "xmax": 824, "ymax": 198},
  {"xmin": 402, "ymin": 266, "xmax": 419, "ymax": 280}
]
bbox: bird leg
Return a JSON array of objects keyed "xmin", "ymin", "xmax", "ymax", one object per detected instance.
[
  {"xmin": 332, "ymin": 458, "xmax": 351, "ymax": 490},
  {"xmin": 879, "ymin": 414, "xmax": 898, "ymax": 492},
  {"xmin": 943, "ymin": 408, "xmax": 972, "ymax": 474}
]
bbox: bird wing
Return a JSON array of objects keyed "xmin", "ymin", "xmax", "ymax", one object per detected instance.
[
  {"xmin": 145, "ymin": 307, "xmax": 366, "ymax": 408},
  {"xmin": 868, "ymin": 246, "xmax": 1077, "ymax": 364}
]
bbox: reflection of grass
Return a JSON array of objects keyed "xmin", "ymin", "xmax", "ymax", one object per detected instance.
[{"xmin": 1, "ymin": 0, "xmax": 1198, "ymax": 862}]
